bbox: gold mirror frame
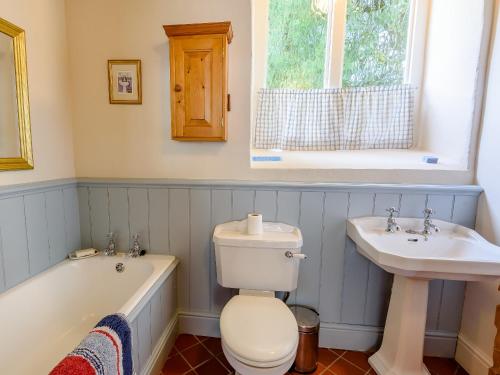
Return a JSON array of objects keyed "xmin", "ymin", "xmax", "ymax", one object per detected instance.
[{"xmin": 0, "ymin": 17, "xmax": 33, "ymax": 171}]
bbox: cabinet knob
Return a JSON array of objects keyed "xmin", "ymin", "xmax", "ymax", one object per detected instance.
[{"xmin": 174, "ymin": 84, "xmax": 182, "ymax": 92}]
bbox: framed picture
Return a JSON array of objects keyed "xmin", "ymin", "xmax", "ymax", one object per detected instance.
[{"xmin": 107, "ymin": 59, "xmax": 142, "ymax": 104}]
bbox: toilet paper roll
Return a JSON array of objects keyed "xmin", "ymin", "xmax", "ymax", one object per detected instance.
[{"xmin": 247, "ymin": 213, "xmax": 263, "ymax": 235}]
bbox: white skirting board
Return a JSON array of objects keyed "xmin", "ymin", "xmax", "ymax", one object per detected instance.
[
  {"xmin": 177, "ymin": 311, "xmax": 458, "ymax": 358},
  {"xmin": 140, "ymin": 316, "xmax": 179, "ymax": 375},
  {"xmin": 455, "ymin": 333, "xmax": 493, "ymax": 375}
]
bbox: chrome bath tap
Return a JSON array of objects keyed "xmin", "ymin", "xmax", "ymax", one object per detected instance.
[
  {"xmin": 129, "ymin": 234, "xmax": 142, "ymax": 258},
  {"xmin": 385, "ymin": 207, "xmax": 401, "ymax": 233},
  {"xmin": 103, "ymin": 232, "xmax": 116, "ymax": 256}
]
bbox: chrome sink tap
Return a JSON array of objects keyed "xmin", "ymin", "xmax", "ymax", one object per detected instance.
[
  {"xmin": 103, "ymin": 232, "xmax": 116, "ymax": 256},
  {"xmin": 129, "ymin": 234, "xmax": 142, "ymax": 258},
  {"xmin": 406, "ymin": 208, "xmax": 440, "ymax": 240},
  {"xmin": 422, "ymin": 208, "xmax": 440, "ymax": 235},
  {"xmin": 385, "ymin": 207, "xmax": 401, "ymax": 233}
]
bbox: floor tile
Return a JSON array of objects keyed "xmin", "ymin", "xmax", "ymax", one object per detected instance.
[
  {"xmin": 160, "ymin": 334, "xmax": 469, "ymax": 375},
  {"xmin": 288, "ymin": 361, "xmax": 326, "ymax": 374},
  {"xmin": 216, "ymin": 352, "xmax": 234, "ymax": 372},
  {"xmin": 182, "ymin": 343, "xmax": 213, "ymax": 367},
  {"xmin": 424, "ymin": 356, "xmax": 460, "ymax": 375},
  {"xmin": 162, "ymin": 353, "xmax": 191, "ymax": 375},
  {"xmin": 202, "ymin": 337, "xmax": 224, "ymax": 356},
  {"xmin": 174, "ymin": 334, "xmax": 199, "ymax": 352},
  {"xmin": 342, "ymin": 350, "xmax": 371, "ymax": 371},
  {"xmin": 330, "ymin": 348, "xmax": 346, "ymax": 357},
  {"xmin": 318, "ymin": 347, "xmax": 339, "ymax": 367},
  {"xmin": 328, "ymin": 357, "xmax": 366, "ymax": 375},
  {"xmin": 195, "ymin": 357, "xmax": 230, "ymax": 375}
]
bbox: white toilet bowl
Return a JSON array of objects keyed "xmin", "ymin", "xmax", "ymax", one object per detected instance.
[{"xmin": 220, "ymin": 294, "xmax": 299, "ymax": 375}]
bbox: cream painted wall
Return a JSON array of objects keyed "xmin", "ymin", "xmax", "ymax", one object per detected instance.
[
  {"xmin": 66, "ymin": 0, "xmax": 474, "ymax": 184},
  {"xmin": 0, "ymin": 0, "xmax": 76, "ymax": 186},
  {"xmin": 419, "ymin": 0, "xmax": 491, "ymax": 168},
  {"xmin": 457, "ymin": 2, "xmax": 500, "ymax": 374}
]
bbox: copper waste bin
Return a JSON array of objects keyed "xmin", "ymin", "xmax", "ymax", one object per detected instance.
[{"xmin": 290, "ymin": 305, "xmax": 320, "ymax": 373}]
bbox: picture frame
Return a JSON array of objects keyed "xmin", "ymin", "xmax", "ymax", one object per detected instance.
[{"xmin": 107, "ymin": 59, "xmax": 142, "ymax": 104}]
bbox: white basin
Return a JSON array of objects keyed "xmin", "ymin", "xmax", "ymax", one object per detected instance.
[
  {"xmin": 347, "ymin": 216, "xmax": 500, "ymax": 375},
  {"xmin": 347, "ymin": 217, "xmax": 500, "ymax": 281}
]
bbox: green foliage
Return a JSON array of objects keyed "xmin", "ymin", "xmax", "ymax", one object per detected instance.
[
  {"xmin": 266, "ymin": 0, "xmax": 328, "ymax": 89},
  {"xmin": 266, "ymin": 0, "xmax": 410, "ymax": 88},
  {"xmin": 343, "ymin": 0, "xmax": 410, "ymax": 87}
]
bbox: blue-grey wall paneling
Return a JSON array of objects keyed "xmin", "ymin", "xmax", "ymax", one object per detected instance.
[
  {"xmin": 435, "ymin": 195, "xmax": 476, "ymax": 332},
  {"xmin": 148, "ymin": 188, "xmax": 170, "ymax": 254},
  {"xmin": 45, "ymin": 190, "xmax": 68, "ymax": 263},
  {"xmin": 438, "ymin": 280, "xmax": 466, "ymax": 332},
  {"xmin": 341, "ymin": 193, "xmax": 374, "ymax": 324},
  {"xmin": 24, "ymin": 193, "xmax": 50, "ymax": 274},
  {"xmin": 89, "ymin": 187, "xmax": 110, "ymax": 250},
  {"xmin": 319, "ymin": 192, "xmax": 349, "ymax": 323},
  {"xmin": 169, "ymin": 189, "xmax": 190, "ymax": 310},
  {"xmin": 63, "ymin": 187, "xmax": 81, "ymax": 252},
  {"xmin": 128, "ymin": 188, "xmax": 150, "ymax": 250},
  {"xmin": 425, "ymin": 194, "xmax": 454, "ymax": 330},
  {"xmin": 232, "ymin": 189, "xmax": 255, "ymax": 220},
  {"xmin": 254, "ymin": 190, "xmax": 277, "ymax": 221},
  {"xmin": 399, "ymin": 193, "xmax": 427, "ymax": 218},
  {"xmin": 77, "ymin": 187, "xmax": 92, "ymax": 249},
  {"xmin": 189, "ymin": 189, "xmax": 212, "ymax": 312},
  {"xmin": 276, "ymin": 191, "xmax": 301, "ymax": 226},
  {"xmin": 0, "ymin": 197, "xmax": 30, "ymax": 288},
  {"xmin": 211, "ymin": 189, "xmax": 233, "ymax": 313},
  {"xmin": 364, "ymin": 193, "xmax": 400, "ymax": 326},
  {"xmin": 276, "ymin": 190, "xmax": 301, "ymax": 305},
  {"xmin": 108, "ymin": 188, "xmax": 130, "ymax": 251},
  {"xmin": 296, "ymin": 192, "xmax": 324, "ymax": 310},
  {"xmin": 452, "ymin": 195, "xmax": 478, "ymax": 228},
  {"xmin": 130, "ymin": 317, "xmax": 140, "ymax": 374},
  {"xmin": 427, "ymin": 194, "xmax": 454, "ymax": 221}
]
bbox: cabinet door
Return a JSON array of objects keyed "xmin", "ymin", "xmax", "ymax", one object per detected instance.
[{"xmin": 170, "ymin": 36, "xmax": 226, "ymax": 140}]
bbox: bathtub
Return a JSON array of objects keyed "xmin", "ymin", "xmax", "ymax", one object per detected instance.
[{"xmin": 0, "ymin": 253, "xmax": 179, "ymax": 375}]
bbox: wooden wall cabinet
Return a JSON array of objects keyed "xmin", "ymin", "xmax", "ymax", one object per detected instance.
[{"xmin": 164, "ymin": 22, "xmax": 232, "ymax": 141}]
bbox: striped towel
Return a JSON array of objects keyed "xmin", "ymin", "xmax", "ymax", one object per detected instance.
[{"xmin": 50, "ymin": 314, "xmax": 133, "ymax": 375}]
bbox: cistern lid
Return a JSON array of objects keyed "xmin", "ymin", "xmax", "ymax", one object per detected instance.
[{"xmin": 213, "ymin": 220, "xmax": 303, "ymax": 249}]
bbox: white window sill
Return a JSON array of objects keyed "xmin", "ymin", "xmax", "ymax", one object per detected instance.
[{"xmin": 250, "ymin": 149, "xmax": 467, "ymax": 171}]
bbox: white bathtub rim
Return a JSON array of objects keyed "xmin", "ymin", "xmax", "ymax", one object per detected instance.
[{"xmin": 122, "ymin": 256, "xmax": 179, "ymax": 321}]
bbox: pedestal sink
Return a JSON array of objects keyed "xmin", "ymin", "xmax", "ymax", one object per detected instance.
[{"xmin": 347, "ymin": 217, "xmax": 500, "ymax": 375}]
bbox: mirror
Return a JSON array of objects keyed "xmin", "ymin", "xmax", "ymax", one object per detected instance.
[{"xmin": 0, "ymin": 17, "xmax": 33, "ymax": 171}]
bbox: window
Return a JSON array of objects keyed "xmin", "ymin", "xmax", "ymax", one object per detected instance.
[
  {"xmin": 265, "ymin": 0, "xmax": 414, "ymax": 89},
  {"xmin": 251, "ymin": 0, "xmax": 489, "ymax": 173}
]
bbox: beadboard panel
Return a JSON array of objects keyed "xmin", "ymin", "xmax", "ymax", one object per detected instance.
[
  {"xmin": 0, "ymin": 183, "xmax": 81, "ymax": 293},
  {"xmin": 77, "ymin": 180, "xmax": 481, "ymax": 342}
]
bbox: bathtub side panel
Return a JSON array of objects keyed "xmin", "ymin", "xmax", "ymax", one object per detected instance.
[{"xmin": 132, "ymin": 267, "xmax": 177, "ymax": 375}]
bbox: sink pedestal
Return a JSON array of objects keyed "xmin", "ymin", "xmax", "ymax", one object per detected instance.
[{"xmin": 369, "ymin": 275, "xmax": 431, "ymax": 375}]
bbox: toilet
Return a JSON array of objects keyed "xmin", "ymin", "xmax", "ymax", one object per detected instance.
[{"xmin": 213, "ymin": 220, "xmax": 304, "ymax": 375}]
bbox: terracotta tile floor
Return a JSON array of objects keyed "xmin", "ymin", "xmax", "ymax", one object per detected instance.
[{"xmin": 160, "ymin": 334, "xmax": 468, "ymax": 375}]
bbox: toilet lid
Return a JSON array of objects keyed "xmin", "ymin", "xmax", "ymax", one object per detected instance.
[{"xmin": 220, "ymin": 295, "xmax": 299, "ymax": 365}]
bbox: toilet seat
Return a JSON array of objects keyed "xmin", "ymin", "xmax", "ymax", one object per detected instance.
[{"xmin": 220, "ymin": 295, "xmax": 299, "ymax": 368}]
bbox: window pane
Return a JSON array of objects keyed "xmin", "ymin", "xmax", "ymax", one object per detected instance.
[
  {"xmin": 266, "ymin": 0, "xmax": 328, "ymax": 89},
  {"xmin": 343, "ymin": 0, "xmax": 410, "ymax": 87}
]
